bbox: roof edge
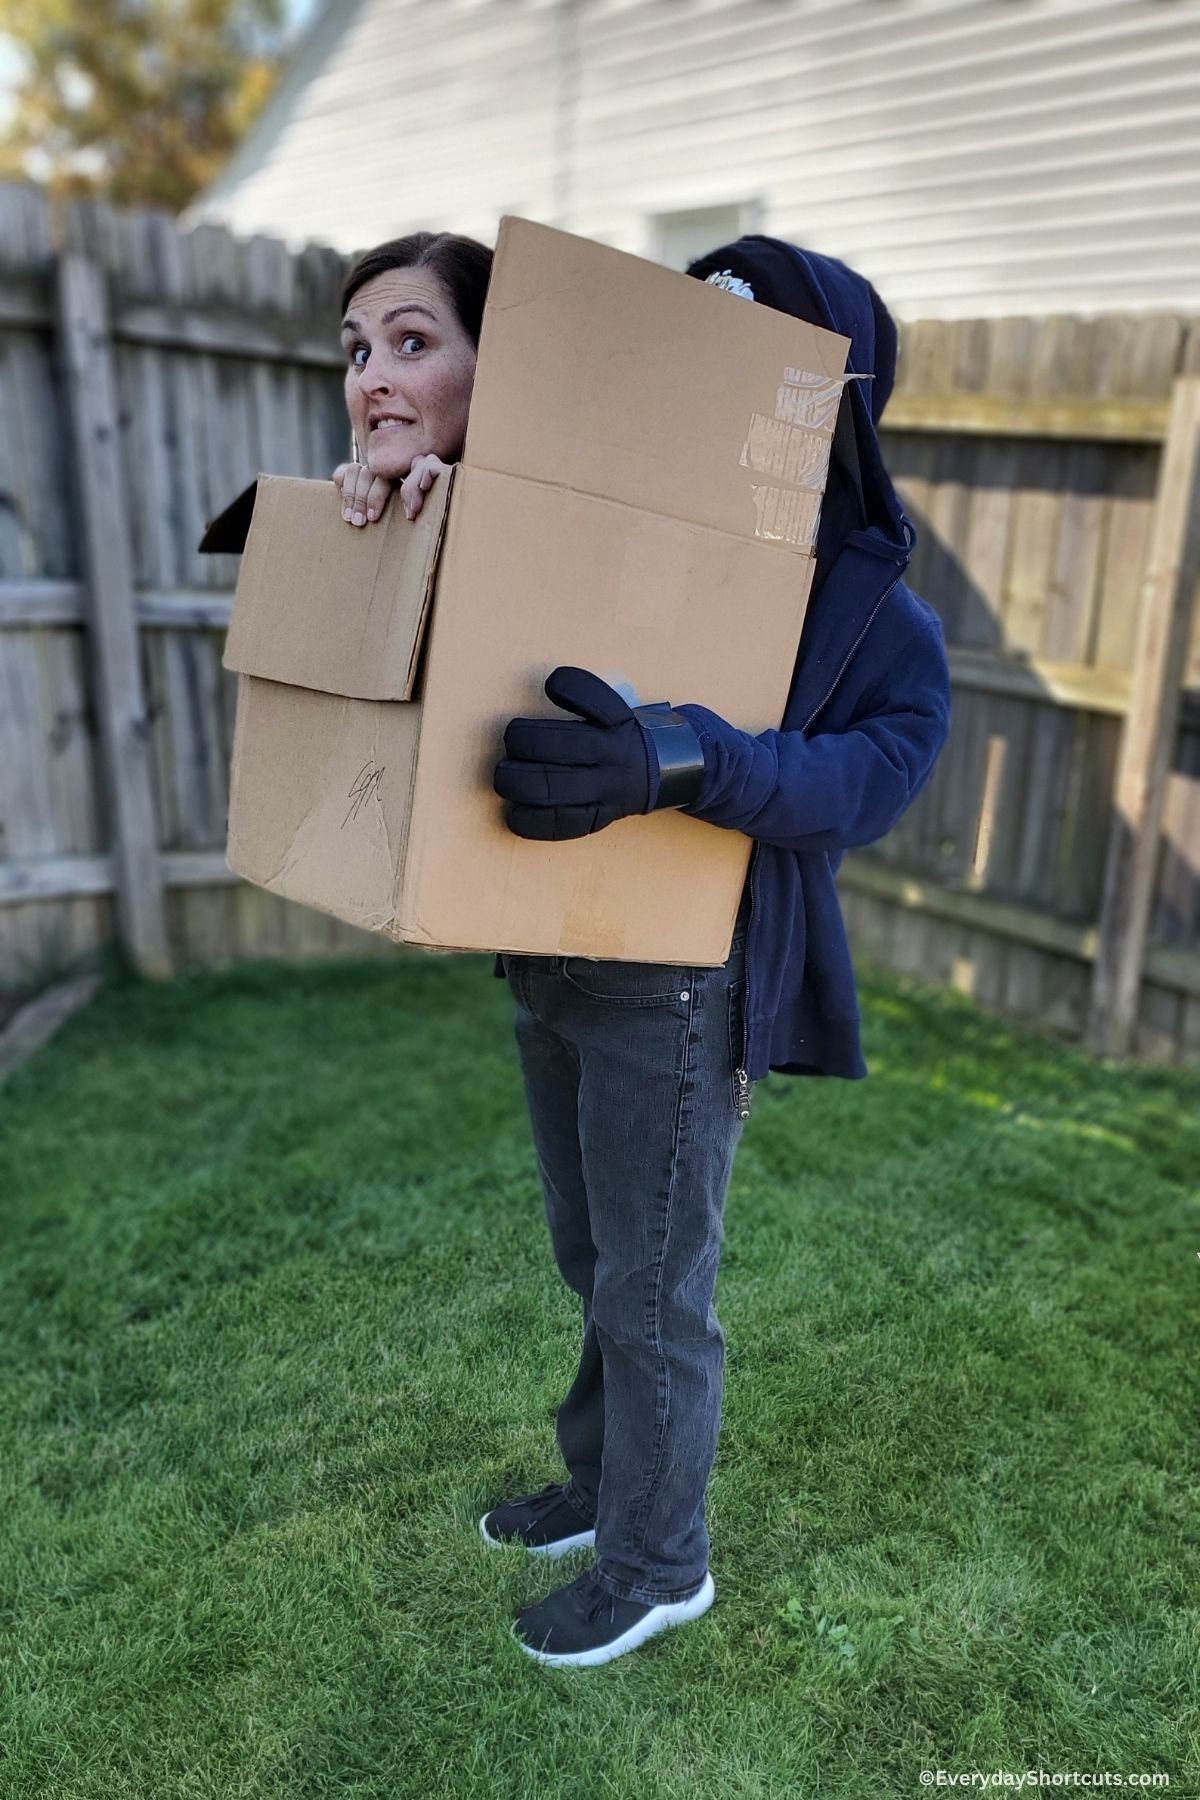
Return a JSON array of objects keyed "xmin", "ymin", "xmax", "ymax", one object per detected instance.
[{"xmin": 182, "ymin": 0, "xmax": 368, "ymax": 225}]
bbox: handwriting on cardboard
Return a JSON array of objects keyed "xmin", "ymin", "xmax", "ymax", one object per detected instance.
[{"xmin": 343, "ymin": 762, "xmax": 385, "ymax": 828}]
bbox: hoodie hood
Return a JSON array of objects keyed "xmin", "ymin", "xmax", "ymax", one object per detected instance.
[{"xmin": 685, "ymin": 236, "xmax": 911, "ymax": 563}]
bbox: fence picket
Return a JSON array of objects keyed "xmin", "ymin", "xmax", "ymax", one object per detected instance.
[
  {"xmin": 1087, "ymin": 378, "xmax": 1200, "ymax": 1056},
  {"xmin": 54, "ymin": 249, "xmax": 169, "ymax": 976}
]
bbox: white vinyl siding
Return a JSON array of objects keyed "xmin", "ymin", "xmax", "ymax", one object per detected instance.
[{"xmin": 191, "ymin": 0, "xmax": 1200, "ymax": 318}]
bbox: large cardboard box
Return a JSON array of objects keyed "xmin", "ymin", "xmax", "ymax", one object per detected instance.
[{"xmin": 204, "ymin": 217, "xmax": 849, "ymax": 964}]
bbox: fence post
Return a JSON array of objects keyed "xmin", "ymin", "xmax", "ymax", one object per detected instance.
[
  {"xmin": 55, "ymin": 250, "xmax": 172, "ymax": 978},
  {"xmin": 1086, "ymin": 375, "xmax": 1200, "ymax": 1058}
]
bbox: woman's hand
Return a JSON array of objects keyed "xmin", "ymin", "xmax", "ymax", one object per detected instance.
[
  {"xmin": 398, "ymin": 453, "xmax": 451, "ymax": 520},
  {"xmin": 332, "ymin": 461, "xmax": 393, "ymax": 527},
  {"xmin": 333, "ymin": 453, "xmax": 451, "ymax": 526}
]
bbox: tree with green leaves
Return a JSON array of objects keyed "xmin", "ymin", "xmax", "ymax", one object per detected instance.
[{"xmin": 0, "ymin": 0, "xmax": 292, "ymax": 211}]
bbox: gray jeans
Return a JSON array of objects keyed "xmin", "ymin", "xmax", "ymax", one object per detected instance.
[{"xmin": 499, "ymin": 912, "xmax": 752, "ymax": 1605}]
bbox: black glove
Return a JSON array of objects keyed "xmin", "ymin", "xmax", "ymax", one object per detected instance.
[{"xmin": 493, "ymin": 665, "xmax": 706, "ymax": 841}]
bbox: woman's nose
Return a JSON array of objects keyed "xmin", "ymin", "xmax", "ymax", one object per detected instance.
[{"xmin": 357, "ymin": 358, "xmax": 393, "ymax": 397}]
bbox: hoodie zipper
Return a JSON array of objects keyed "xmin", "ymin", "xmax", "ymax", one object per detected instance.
[{"xmin": 736, "ymin": 565, "xmax": 904, "ymax": 1105}]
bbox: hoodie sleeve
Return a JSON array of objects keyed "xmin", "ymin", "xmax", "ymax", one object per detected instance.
[{"xmin": 674, "ymin": 607, "xmax": 951, "ymax": 854}]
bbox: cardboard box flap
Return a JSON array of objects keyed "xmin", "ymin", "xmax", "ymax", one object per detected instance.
[
  {"xmin": 218, "ymin": 471, "xmax": 454, "ymax": 702},
  {"xmin": 200, "ymin": 480, "xmax": 258, "ymax": 554},
  {"xmin": 463, "ymin": 217, "xmax": 851, "ymax": 551}
]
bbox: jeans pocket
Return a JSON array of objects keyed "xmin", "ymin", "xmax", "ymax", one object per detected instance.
[{"xmin": 559, "ymin": 957, "xmax": 693, "ymax": 1008}]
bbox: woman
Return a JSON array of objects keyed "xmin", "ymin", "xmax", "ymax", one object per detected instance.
[
  {"xmin": 334, "ymin": 230, "xmax": 487, "ymax": 529},
  {"xmin": 334, "ymin": 229, "xmax": 951, "ymax": 1671}
]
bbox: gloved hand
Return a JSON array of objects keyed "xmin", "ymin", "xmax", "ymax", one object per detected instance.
[{"xmin": 493, "ymin": 666, "xmax": 705, "ymax": 841}]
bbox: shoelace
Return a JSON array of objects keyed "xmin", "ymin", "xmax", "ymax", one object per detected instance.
[
  {"xmin": 524, "ymin": 1482, "xmax": 568, "ymax": 1515},
  {"xmin": 574, "ymin": 1571, "xmax": 618, "ymax": 1627}
]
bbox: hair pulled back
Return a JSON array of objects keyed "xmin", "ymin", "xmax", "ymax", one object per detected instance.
[{"xmin": 340, "ymin": 231, "xmax": 494, "ymax": 347}]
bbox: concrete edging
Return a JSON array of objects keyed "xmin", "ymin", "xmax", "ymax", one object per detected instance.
[{"xmin": 0, "ymin": 973, "xmax": 102, "ymax": 1085}]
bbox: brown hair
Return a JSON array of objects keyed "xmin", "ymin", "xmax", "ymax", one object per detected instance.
[{"xmin": 340, "ymin": 231, "xmax": 494, "ymax": 347}]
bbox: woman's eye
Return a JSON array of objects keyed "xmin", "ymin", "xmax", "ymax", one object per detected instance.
[{"xmin": 349, "ymin": 334, "xmax": 424, "ymax": 367}]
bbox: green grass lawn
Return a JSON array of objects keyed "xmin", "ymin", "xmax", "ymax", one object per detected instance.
[{"xmin": 1, "ymin": 948, "xmax": 1197, "ymax": 1800}]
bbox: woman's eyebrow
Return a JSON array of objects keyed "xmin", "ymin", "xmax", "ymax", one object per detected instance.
[
  {"xmin": 340, "ymin": 302, "xmax": 438, "ymax": 333},
  {"xmin": 383, "ymin": 303, "xmax": 438, "ymax": 324}
]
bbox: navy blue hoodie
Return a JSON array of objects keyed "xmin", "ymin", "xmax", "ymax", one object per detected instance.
[
  {"xmin": 676, "ymin": 237, "xmax": 951, "ymax": 1080},
  {"xmin": 496, "ymin": 237, "xmax": 952, "ymax": 1084}
]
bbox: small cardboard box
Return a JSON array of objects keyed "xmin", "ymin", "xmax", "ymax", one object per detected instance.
[{"xmin": 204, "ymin": 217, "xmax": 849, "ymax": 964}]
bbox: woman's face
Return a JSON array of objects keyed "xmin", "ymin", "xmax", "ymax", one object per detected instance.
[{"xmin": 340, "ymin": 266, "xmax": 478, "ymax": 478}]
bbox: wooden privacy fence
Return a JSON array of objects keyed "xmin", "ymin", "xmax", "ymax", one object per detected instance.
[{"xmin": 0, "ymin": 182, "xmax": 1198, "ymax": 1064}]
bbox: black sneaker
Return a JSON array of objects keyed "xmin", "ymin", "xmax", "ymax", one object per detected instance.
[
  {"xmin": 511, "ymin": 1565, "xmax": 716, "ymax": 1667},
  {"xmin": 479, "ymin": 1481, "xmax": 597, "ymax": 1557}
]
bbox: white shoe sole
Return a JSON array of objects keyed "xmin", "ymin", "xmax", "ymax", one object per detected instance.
[
  {"xmin": 479, "ymin": 1513, "xmax": 597, "ymax": 1558},
  {"xmin": 511, "ymin": 1570, "xmax": 716, "ymax": 1667}
]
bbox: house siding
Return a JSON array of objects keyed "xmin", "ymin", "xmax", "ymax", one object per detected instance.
[{"xmin": 191, "ymin": 0, "xmax": 1200, "ymax": 317}]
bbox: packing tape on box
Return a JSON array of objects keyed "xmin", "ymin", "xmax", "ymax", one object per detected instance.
[
  {"xmin": 740, "ymin": 416, "xmax": 831, "ymax": 488},
  {"xmin": 774, "ymin": 367, "xmax": 846, "ymax": 430},
  {"xmin": 741, "ymin": 369, "xmax": 869, "ymax": 548},
  {"xmin": 748, "ymin": 484, "xmax": 824, "ymax": 548}
]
